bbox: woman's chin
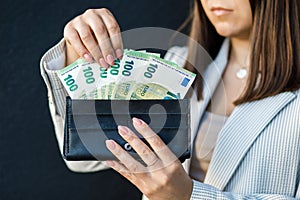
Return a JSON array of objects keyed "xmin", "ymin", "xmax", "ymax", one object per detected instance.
[
  {"xmin": 214, "ymin": 24, "xmax": 251, "ymax": 39},
  {"xmin": 215, "ymin": 26, "xmax": 236, "ymax": 38},
  {"xmin": 211, "ymin": 21, "xmax": 235, "ymax": 36}
]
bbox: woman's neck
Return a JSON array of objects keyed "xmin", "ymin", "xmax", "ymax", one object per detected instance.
[{"xmin": 229, "ymin": 37, "xmax": 251, "ymax": 67}]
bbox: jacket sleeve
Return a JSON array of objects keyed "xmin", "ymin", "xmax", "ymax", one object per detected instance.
[
  {"xmin": 191, "ymin": 180, "xmax": 299, "ymax": 199},
  {"xmin": 40, "ymin": 39, "xmax": 109, "ymax": 172}
]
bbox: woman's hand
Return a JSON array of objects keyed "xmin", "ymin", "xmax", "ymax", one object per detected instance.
[
  {"xmin": 105, "ymin": 117, "xmax": 193, "ymax": 200},
  {"xmin": 63, "ymin": 8, "xmax": 123, "ymax": 67}
]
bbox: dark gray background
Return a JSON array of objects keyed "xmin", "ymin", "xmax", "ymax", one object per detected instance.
[{"xmin": 0, "ymin": 0, "xmax": 190, "ymax": 199}]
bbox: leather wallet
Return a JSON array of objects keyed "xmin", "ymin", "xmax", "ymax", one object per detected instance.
[{"xmin": 63, "ymin": 97, "xmax": 191, "ymax": 163}]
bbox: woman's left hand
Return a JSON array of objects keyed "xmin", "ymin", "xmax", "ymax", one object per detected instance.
[{"xmin": 105, "ymin": 117, "xmax": 193, "ymax": 200}]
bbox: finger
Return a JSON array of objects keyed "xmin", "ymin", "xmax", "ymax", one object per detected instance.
[
  {"xmin": 64, "ymin": 25, "xmax": 93, "ymax": 62},
  {"xmin": 105, "ymin": 140, "xmax": 145, "ymax": 174},
  {"xmin": 85, "ymin": 12, "xmax": 116, "ymax": 65},
  {"xmin": 98, "ymin": 9, "xmax": 123, "ymax": 59},
  {"xmin": 74, "ymin": 19, "xmax": 104, "ymax": 65},
  {"xmin": 106, "ymin": 160, "xmax": 140, "ymax": 184},
  {"xmin": 132, "ymin": 118, "xmax": 178, "ymax": 163},
  {"xmin": 118, "ymin": 126, "xmax": 160, "ymax": 167},
  {"xmin": 106, "ymin": 160, "xmax": 145, "ymax": 191},
  {"xmin": 106, "ymin": 160, "xmax": 130, "ymax": 176}
]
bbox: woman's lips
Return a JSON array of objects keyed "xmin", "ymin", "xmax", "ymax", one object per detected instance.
[{"xmin": 211, "ymin": 7, "xmax": 233, "ymax": 16}]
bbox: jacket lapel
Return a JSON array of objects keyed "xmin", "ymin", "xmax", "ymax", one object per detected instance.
[{"xmin": 204, "ymin": 91, "xmax": 297, "ymax": 189}]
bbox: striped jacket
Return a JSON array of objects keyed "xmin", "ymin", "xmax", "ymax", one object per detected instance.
[{"xmin": 41, "ymin": 38, "xmax": 300, "ymax": 199}]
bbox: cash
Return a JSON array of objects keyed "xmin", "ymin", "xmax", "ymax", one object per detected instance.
[{"xmin": 57, "ymin": 49, "xmax": 196, "ymax": 100}]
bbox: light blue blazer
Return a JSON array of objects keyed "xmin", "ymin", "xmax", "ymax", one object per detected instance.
[{"xmin": 165, "ymin": 39, "xmax": 300, "ymax": 199}]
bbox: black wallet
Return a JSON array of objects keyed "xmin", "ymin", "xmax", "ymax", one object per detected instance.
[{"xmin": 63, "ymin": 97, "xmax": 191, "ymax": 163}]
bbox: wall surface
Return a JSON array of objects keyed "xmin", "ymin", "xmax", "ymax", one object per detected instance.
[{"xmin": 0, "ymin": 0, "xmax": 190, "ymax": 199}]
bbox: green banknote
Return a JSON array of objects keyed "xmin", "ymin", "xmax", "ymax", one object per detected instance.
[
  {"xmin": 130, "ymin": 56, "xmax": 196, "ymax": 99},
  {"xmin": 97, "ymin": 66, "xmax": 108, "ymax": 99},
  {"xmin": 113, "ymin": 50, "xmax": 156, "ymax": 99},
  {"xmin": 57, "ymin": 49, "xmax": 196, "ymax": 100},
  {"xmin": 80, "ymin": 62, "xmax": 100, "ymax": 99},
  {"xmin": 57, "ymin": 58, "xmax": 88, "ymax": 99},
  {"xmin": 130, "ymin": 83, "xmax": 179, "ymax": 100},
  {"xmin": 104, "ymin": 59, "xmax": 121, "ymax": 99},
  {"xmin": 57, "ymin": 58, "xmax": 102, "ymax": 99}
]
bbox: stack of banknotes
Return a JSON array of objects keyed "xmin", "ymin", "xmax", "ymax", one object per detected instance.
[{"xmin": 57, "ymin": 49, "xmax": 196, "ymax": 100}]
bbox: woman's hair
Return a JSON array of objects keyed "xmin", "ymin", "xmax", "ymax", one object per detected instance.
[{"xmin": 183, "ymin": 0, "xmax": 300, "ymax": 104}]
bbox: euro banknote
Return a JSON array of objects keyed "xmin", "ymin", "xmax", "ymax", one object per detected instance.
[
  {"xmin": 57, "ymin": 49, "xmax": 196, "ymax": 100},
  {"xmin": 130, "ymin": 56, "xmax": 196, "ymax": 99},
  {"xmin": 113, "ymin": 50, "xmax": 159, "ymax": 99}
]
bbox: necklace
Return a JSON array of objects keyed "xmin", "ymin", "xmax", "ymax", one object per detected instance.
[{"xmin": 236, "ymin": 67, "xmax": 248, "ymax": 79}]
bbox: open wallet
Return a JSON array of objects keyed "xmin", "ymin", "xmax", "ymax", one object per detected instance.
[{"xmin": 63, "ymin": 97, "xmax": 191, "ymax": 163}]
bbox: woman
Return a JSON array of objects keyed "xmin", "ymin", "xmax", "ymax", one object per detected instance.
[{"xmin": 40, "ymin": 0, "xmax": 300, "ymax": 199}]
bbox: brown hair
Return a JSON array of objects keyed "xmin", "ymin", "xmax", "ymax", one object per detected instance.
[{"xmin": 183, "ymin": 0, "xmax": 300, "ymax": 104}]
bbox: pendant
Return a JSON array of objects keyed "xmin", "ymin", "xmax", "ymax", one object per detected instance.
[{"xmin": 236, "ymin": 67, "xmax": 247, "ymax": 79}]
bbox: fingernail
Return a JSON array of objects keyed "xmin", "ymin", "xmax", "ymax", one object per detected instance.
[
  {"xmin": 115, "ymin": 49, "xmax": 123, "ymax": 59},
  {"xmin": 99, "ymin": 58, "xmax": 109, "ymax": 68},
  {"xmin": 106, "ymin": 160, "xmax": 115, "ymax": 167},
  {"xmin": 107, "ymin": 54, "xmax": 115, "ymax": 65},
  {"xmin": 84, "ymin": 53, "xmax": 93, "ymax": 63},
  {"xmin": 106, "ymin": 140, "xmax": 115, "ymax": 150},
  {"xmin": 118, "ymin": 125, "xmax": 129, "ymax": 136},
  {"xmin": 132, "ymin": 117, "xmax": 143, "ymax": 126}
]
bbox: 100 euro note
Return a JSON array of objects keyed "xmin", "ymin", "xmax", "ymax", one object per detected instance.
[
  {"xmin": 57, "ymin": 59, "xmax": 91, "ymax": 99},
  {"xmin": 112, "ymin": 50, "xmax": 160, "ymax": 99},
  {"xmin": 130, "ymin": 56, "xmax": 196, "ymax": 100},
  {"xmin": 99, "ymin": 50, "xmax": 157, "ymax": 99},
  {"xmin": 57, "ymin": 50, "xmax": 195, "ymax": 100},
  {"xmin": 97, "ymin": 58, "xmax": 121, "ymax": 99},
  {"xmin": 57, "ymin": 58, "xmax": 103, "ymax": 99}
]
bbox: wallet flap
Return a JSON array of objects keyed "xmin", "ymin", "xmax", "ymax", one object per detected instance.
[{"xmin": 64, "ymin": 97, "xmax": 191, "ymax": 163}]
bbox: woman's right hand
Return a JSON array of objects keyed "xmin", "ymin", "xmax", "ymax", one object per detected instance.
[{"xmin": 63, "ymin": 8, "xmax": 123, "ymax": 68}]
